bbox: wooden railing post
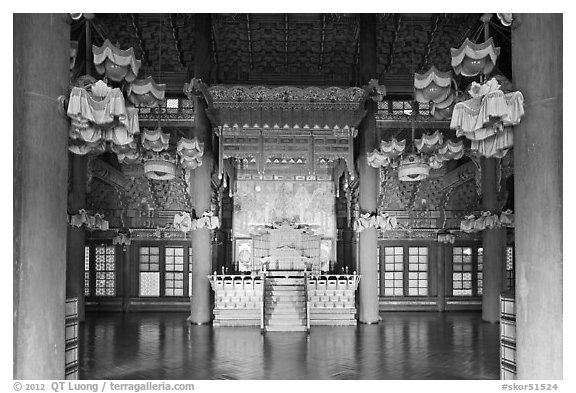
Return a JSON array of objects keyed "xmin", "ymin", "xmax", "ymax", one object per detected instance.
[
  {"xmin": 260, "ymin": 272, "xmax": 266, "ymax": 333},
  {"xmin": 304, "ymin": 271, "xmax": 310, "ymax": 332}
]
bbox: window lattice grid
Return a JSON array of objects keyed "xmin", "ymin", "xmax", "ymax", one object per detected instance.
[
  {"xmin": 407, "ymin": 247, "xmax": 428, "ymax": 296},
  {"xmin": 477, "ymin": 247, "xmax": 484, "ymax": 295},
  {"xmin": 383, "ymin": 247, "xmax": 404, "ymax": 296},
  {"xmin": 84, "ymin": 246, "xmax": 90, "ymax": 271},
  {"xmin": 84, "ymin": 246, "xmax": 90, "ymax": 296},
  {"xmin": 452, "ymin": 247, "xmax": 473, "ymax": 296},
  {"xmin": 165, "ymin": 272, "xmax": 184, "ymax": 296},
  {"xmin": 165, "ymin": 247, "xmax": 184, "ymax": 296},
  {"xmin": 94, "ymin": 245, "xmax": 115, "ymax": 296},
  {"xmin": 139, "ymin": 272, "xmax": 160, "ymax": 297},
  {"xmin": 506, "ymin": 246, "xmax": 514, "ymax": 290},
  {"xmin": 139, "ymin": 246, "xmax": 160, "ymax": 272},
  {"xmin": 84, "ymin": 272, "xmax": 90, "ymax": 296}
]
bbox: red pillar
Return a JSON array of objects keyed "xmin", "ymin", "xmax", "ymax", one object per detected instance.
[
  {"xmin": 512, "ymin": 13, "xmax": 562, "ymax": 380},
  {"xmin": 66, "ymin": 153, "xmax": 87, "ymax": 322},
  {"xmin": 357, "ymin": 14, "xmax": 379, "ymax": 323},
  {"xmin": 189, "ymin": 14, "xmax": 214, "ymax": 324},
  {"xmin": 481, "ymin": 157, "xmax": 505, "ymax": 323},
  {"xmin": 14, "ymin": 14, "xmax": 70, "ymax": 379}
]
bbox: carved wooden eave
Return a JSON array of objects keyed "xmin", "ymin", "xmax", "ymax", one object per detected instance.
[
  {"xmin": 205, "ymin": 85, "xmax": 369, "ymax": 128},
  {"xmin": 205, "ymin": 85, "xmax": 372, "ymax": 180},
  {"xmin": 441, "ymin": 161, "xmax": 477, "ymax": 192},
  {"xmin": 88, "ymin": 157, "xmax": 129, "ymax": 191}
]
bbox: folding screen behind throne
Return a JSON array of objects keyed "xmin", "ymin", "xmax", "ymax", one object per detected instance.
[{"xmin": 252, "ymin": 222, "xmax": 321, "ymax": 273}]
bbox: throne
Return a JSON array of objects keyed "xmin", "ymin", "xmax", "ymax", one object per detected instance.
[{"xmin": 252, "ymin": 222, "xmax": 321, "ymax": 273}]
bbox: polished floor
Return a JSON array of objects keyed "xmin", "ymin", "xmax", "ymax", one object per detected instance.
[{"xmin": 79, "ymin": 311, "xmax": 500, "ymax": 380}]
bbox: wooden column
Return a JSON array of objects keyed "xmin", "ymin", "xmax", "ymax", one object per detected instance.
[
  {"xmin": 121, "ymin": 246, "xmax": 131, "ymax": 312},
  {"xmin": 189, "ymin": 13, "xmax": 214, "ymax": 324},
  {"xmin": 512, "ymin": 13, "xmax": 562, "ymax": 379},
  {"xmin": 66, "ymin": 153, "xmax": 87, "ymax": 322},
  {"xmin": 436, "ymin": 243, "xmax": 447, "ymax": 312},
  {"xmin": 13, "ymin": 13, "xmax": 70, "ymax": 379},
  {"xmin": 481, "ymin": 157, "xmax": 505, "ymax": 323},
  {"xmin": 357, "ymin": 14, "xmax": 379, "ymax": 323}
]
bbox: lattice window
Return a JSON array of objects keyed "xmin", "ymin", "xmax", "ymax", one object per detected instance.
[
  {"xmin": 506, "ymin": 246, "xmax": 515, "ymax": 290},
  {"xmin": 477, "ymin": 247, "xmax": 484, "ymax": 295},
  {"xmin": 166, "ymin": 98, "xmax": 179, "ymax": 109},
  {"xmin": 377, "ymin": 247, "xmax": 380, "ymax": 295},
  {"xmin": 139, "ymin": 246, "xmax": 160, "ymax": 297},
  {"xmin": 94, "ymin": 245, "xmax": 115, "ymax": 296},
  {"xmin": 165, "ymin": 247, "xmax": 184, "ymax": 296},
  {"xmin": 408, "ymin": 247, "xmax": 428, "ymax": 296},
  {"xmin": 453, "ymin": 247, "xmax": 473, "ymax": 296},
  {"xmin": 383, "ymin": 247, "xmax": 404, "ymax": 296},
  {"xmin": 84, "ymin": 246, "xmax": 90, "ymax": 296}
]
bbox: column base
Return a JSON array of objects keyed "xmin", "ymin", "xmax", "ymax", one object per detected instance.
[
  {"xmin": 186, "ymin": 316, "xmax": 212, "ymax": 325},
  {"xmin": 358, "ymin": 320, "xmax": 380, "ymax": 325}
]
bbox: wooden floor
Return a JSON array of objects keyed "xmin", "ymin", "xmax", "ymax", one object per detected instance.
[{"xmin": 79, "ymin": 311, "xmax": 500, "ymax": 380}]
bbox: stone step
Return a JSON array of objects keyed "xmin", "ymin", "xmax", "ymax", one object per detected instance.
[
  {"xmin": 266, "ymin": 295, "xmax": 305, "ymax": 300},
  {"xmin": 265, "ymin": 284, "xmax": 305, "ymax": 290},
  {"xmin": 265, "ymin": 306, "xmax": 305, "ymax": 314},
  {"xmin": 266, "ymin": 313, "xmax": 306, "ymax": 319},
  {"xmin": 310, "ymin": 319, "xmax": 357, "ymax": 326},
  {"xmin": 264, "ymin": 285, "xmax": 304, "ymax": 296},
  {"xmin": 266, "ymin": 270, "xmax": 306, "ymax": 276},
  {"xmin": 309, "ymin": 308, "xmax": 356, "ymax": 314},
  {"xmin": 266, "ymin": 317, "xmax": 306, "ymax": 324},
  {"xmin": 310, "ymin": 313, "xmax": 356, "ymax": 320},
  {"xmin": 265, "ymin": 325, "xmax": 308, "ymax": 332},
  {"xmin": 213, "ymin": 310, "xmax": 261, "ymax": 317},
  {"xmin": 266, "ymin": 309, "xmax": 306, "ymax": 316},
  {"xmin": 213, "ymin": 319, "xmax": 261, "ymax": 327},
  {"xmin": 266, "ymin": 278, "xmax": 305, "ymax": 285}
]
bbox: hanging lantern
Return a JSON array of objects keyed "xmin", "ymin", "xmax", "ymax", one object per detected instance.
[
  {"xmin": 177, "ymin": 137, "xmax": 204, "ymax": 169},
  {"xmin": 141, "ymin": 128, "xmax": 170, "ymax": 152},
  {"xmin": 173, "ymin": 212, "xmax": 193, "ymax": 232},
  {"xmin": 398, "ymin": 153, "xmax": 430, "ymax": 182},
  {"xmin": 451, "ymin": 38, "xmax": 500, "ymax": 77},
  {"xmin": 380, "ymin": 138, "xmax": 406, "ymax": 158},
  {"xmin": 367, "ymin": 149, "xmax": 391, "ymax": 168},
  {"xmin": 436, "ymin": 139, "xmax": 464, "ymax": 161},
  {"xmin": 111, "ymin": 141, "xmax": 141, "ymax": 164},
  {"xmin": 497, "ymin": 13, "xmax": 513, "ymax": 27},
  {"xmin": 92, "ymin": 39, "xmax": 141, "ymax": 83},
  {"xmin": 143, "ymin": 151, "xmax": 176, "ymax": 180},
  {"xmin": 431, "ymin": 93, "xmax": 455, "ymax": 120},
  {"xmin": 415, "ymin": 130, "xmax": 443, "ymax": 154},
  {"xmin": 414, "ymin": 66, "xmax": 452, "ymax": 104},
  {"xmin": 127, "ymin": 76, "xmax": 166, "ymax": 107}
]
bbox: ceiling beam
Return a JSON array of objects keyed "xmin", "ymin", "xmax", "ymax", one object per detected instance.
[
  {"xmin": 385, "ymin": 14, "xmax": 403, "ymax": 73},
  {"xmin": 318, "ymin": 14, "xmax": 326, "ymax": 71},
  {"xmin": 246, "ymin": 14, "xmax": 253, "ymax": 70},
  {"xmin": 129, "ymin": 14, "xmax": 148, "ymax": 67},
  {"xmin": 169, "ymin": 14, "xmax": 186, "ymax": 70},
  {"xmin": 420, "ymin": 14, "xmax": 442, "ymax": 71},
  {"xmin": 211, "ymin": 21, "xmax": 219, "ymax": 81},
  {"xmin": 284, "ymin": 14, "xmax": 289, "ymax": 71}
]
